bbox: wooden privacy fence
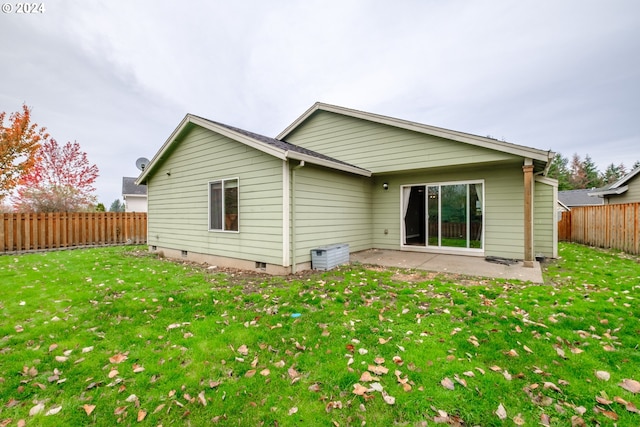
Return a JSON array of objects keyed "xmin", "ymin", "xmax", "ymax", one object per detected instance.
[
  {"xmin": 558, "ymin": 202, "xmax": 640, "ymax": 255},
  {"xmin": 0, "ymin": 212, "xmax": 147, "ymax": 253}
]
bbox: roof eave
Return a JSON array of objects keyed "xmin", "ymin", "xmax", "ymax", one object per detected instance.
[
  {"xmin": 286, "ymin": 151, "xmax": 372, "ymax": 177},
  {"xmin": 137, "ymin": 114, "xmax": 287, "ymax": 185},
  {"xmin": 588, "ymin": 185, "xmax": 629, "ymax": 197}
]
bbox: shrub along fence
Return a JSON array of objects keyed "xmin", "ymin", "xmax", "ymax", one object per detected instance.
[
  {"xmin": 558, "ymin": 202, "xmax": 640, "ymax": 255},
  {"xmin": 0, "ymin": 212, "xmax": 147, "ymax": 253}
]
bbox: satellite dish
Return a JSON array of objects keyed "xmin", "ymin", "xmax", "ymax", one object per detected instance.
[{"xmin": 135, "ymin": 157, "xmax": 150, "ymax": 171}]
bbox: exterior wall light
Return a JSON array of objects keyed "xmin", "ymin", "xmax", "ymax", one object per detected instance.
[{"xmin": 383, "ymin": 183, "xmax": 389, "ymax": 190}]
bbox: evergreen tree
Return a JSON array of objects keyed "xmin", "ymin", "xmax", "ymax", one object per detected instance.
[
  {"xmin": 547, "ymin": 154, "xmax": 572, "ymax": 190},
  {"xmin": 601, "ymin": 163, "xmax": 626, "ymax": 186},
  {"xmin": 582, "ymin": 154, "xmax": 602, "ymax": 188},
  {"xmin": 109, "ymin": 199, "xmax": 125, "ymax": 212}
]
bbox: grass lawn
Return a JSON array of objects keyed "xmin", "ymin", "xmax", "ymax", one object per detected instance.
[{"xmin": 1, "ymin": 243, "xmax": 639, "ymax": 426}]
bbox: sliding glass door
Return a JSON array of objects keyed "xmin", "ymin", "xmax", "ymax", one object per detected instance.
[{"xmin": 402, "ymin": 181, "xmax": 483, "ymax": 251}]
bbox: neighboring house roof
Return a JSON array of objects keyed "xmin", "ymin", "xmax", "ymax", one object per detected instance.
[
  {"xmin": 558, "ymin": 189, "xmax": 603, "ymax": 207},
  {"xmin": 137, "ymin": 114, "xmax": 371, "ymax": 185},
  {"xmin": 278, "ymin": 102, "xmax": 555, "ymax": 174},
  {"xmin": 557, "ymin": 200, "xmax": 570, "ymax": 211},
  {"xmin": 122, "ymin": 177, "xmax": 147, "ymax": 196},
  {"xmin": 587, "ymin": 166, "xmax": 640, "ymax": 198}
]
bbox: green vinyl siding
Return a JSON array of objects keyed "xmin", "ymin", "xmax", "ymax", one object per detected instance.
[
  {"xmin": 292, "ymin": 164, "xmax": 372, "ymax": 263},
  {"xmin": 370, "ymin": 163, "xmax": 527, "ymax": 259},
  {"xmin": 285, "ymin": 111, "xmax": 519, "ymax": 172},
  {"xmin": 606, "ymin": 173, "xmax": 640, "ymax": 204},
  {"xmin": 534, "ymin": 178, "xmax": 557, "ymax": 258},
  {"xmin": 147, "ymin": 126, "xmax": 284, "ymax": 265}
]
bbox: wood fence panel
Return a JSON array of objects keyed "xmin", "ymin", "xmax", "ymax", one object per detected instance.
[
  {"xmin": 558, "ymin": 202, "xmax": 640, "ymax": 254},
  {"xmin": 0, "ymin": 212, "xmax": 147, "ymax": 254}
]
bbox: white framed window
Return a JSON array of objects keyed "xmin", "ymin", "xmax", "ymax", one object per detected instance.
[
  {"xmin": 209, "ymin": 178, "xmax": 239, "ymax": 232},
  {"xmin": 401, "ymin": 180, "xmax": 484, "ymax": 251}
]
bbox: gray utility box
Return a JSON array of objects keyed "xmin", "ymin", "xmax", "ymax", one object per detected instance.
[{"xmin": 311, "ymin": 243, "xmax": 350, "ymax": 270}]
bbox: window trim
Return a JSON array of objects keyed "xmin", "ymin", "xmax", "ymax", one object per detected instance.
[{"xmin": 208, "ymin": 177, "xmax": 239, "ymax": 233}]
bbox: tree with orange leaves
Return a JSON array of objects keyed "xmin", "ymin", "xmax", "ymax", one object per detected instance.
[{"xmin": 0, "ymin": 104, "xmax": 48, "ymax": 201}]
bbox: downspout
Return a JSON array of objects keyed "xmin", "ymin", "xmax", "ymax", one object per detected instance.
[{"xmin": 291, "ymin": 160, "xmax": 305, "ymax": 274}]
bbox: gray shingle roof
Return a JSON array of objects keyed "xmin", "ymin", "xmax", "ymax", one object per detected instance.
[
  {"xmin": 558, "ymin": 189, "xmax": 603, "ymax": 207},
  {"xmin": 193, "ymin": 115, "xmax": 369, "ymax": 172},
  {"xmin": 122, "ymin": 177, "xmax": 147, "ymax": 195}
]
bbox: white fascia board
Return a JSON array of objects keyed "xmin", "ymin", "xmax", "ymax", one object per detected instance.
[
  {"xmin": 588, "ymin": 185, "xmax": 629, "ymax": 197},
  {"xmin": 285, "ymin": 150, "xmax": 372, "ymax": 177},
  {"xmin": 535, "ymin": 176, "xmax": 558, "ymax": 187},
  {"xmin": 137, "ymin": 114, "xmax": 192, "ymax": 184},
  {"xmin": 137, "ymin": 114, "xmax": 287, "ymax": 185}
]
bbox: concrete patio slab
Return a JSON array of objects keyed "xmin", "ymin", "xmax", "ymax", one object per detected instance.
[{"xmin": 350, "ymin": 249, "xmax": 544, "ymax": 283}]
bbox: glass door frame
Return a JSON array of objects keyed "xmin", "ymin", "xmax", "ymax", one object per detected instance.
[{"xmin": 400, "ymin": 179, "xmax": 485, "ymax": 254}]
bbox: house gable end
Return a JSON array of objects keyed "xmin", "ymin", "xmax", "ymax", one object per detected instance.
[
  {"xmin": 279, "ymin": 102, "xmax": 554, "ymax": 172},
  {"xmin": 281, "ymin": 109, "xmax": 528, "ymax": 174}
]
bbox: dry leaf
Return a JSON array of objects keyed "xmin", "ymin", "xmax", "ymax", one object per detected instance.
[
  {"xmin": 353, "ymin": 383, "xmax": 368, "ymax": 396},
  {"xmin": 125, "ymin": 394, "xmax": 138, "ymax": 403},
  {"xmin": 383, "ymin": 393, "xmax": 396, "ymax": 405},
  {"xmin": 198, "ymin": 390, "xmax": 207, "ymax": 406},
  {"xmin": 83, "ymin": 404, "xmax": 96, "ymax": 415},
  {"xmin": 108, "ymin": 369, "xmax": 118, "ymax": 378},
  {"xmin": 109, "ymin": 353, "xmax": 128, "ymax": 364},
  {"xmin": 543, "ymin": 382, "xmax": 561, "ymax": 392},
  {"xmin": 571, "ymin": 415, "xmax": 586, "ymax": 426},
  {"xmin": 360, "ymin": 371, "xmax": 379, "ymax": 382},
  {"xmin": 619, "ymin": 378, "xmax": 640, "ymax": 394},
  {"xmin": 237, "ymin": 344, "xmax": 249, "ymax": 356},
  {"xmin": 441, "ymin": 377, "xmax": 455, "ymax": 390},
  {"xmin": 596, "ymin": 370, "xmax": 610, "ymax": 381},
  {"xmin": 523, "ymin": 345, "xmax": 533, "ymax": 354},
  {"xmin": 45, "ymin": 406, "xmax": 62, "ymax": 416},
  {"xmin": 453, "ymin": 375, "xmax": 467, "ymax": 388},
  {"xmin": 288, "ymin": 407, "xmax": 298, "ymax": 415},
  {"xmin": 245, "ymin": 370, "xmax": 256, "ymax": 378},
  {"xmin": 29, "ymin": 403, "xmax": 45, "ymax": 416},
  {"xmin": 260, "ymin": 369, "xmax": 270, "ymax": 376},
  {"xmin": 137, "ymin": 410, "xmax": 147, "ymax": 422},
  {"xmin": 152, "ymin": 404, "xmax": 165, "ymax": 414},
  {"xmin": 495, "ymin": 403, "xmax": 507, "ymax": 420},
  {"xmin": 287, "ymin": 366, "xmax": 300, "ymax": 380},
  {"xmin": 368, "ymin": 365, "xmax": 389, "ymax": 376},
  {"xmin": 624, "ymin": 401, "xmax": 640, "ymax": 414},
  {"xmin": 539, "ymin": 413, "xmax": 551, "ymax": 426},
  {"xmin": 513, "ymin": 413, "xmax": 525, "ymax": 425},
  {"xmin": 132, "ymin": 364, "xmax": 145, "ymax": 373},
  {"xmin": 555, "ymin": 347, "xmax": 566, "ymax": 358},
  {"xmin": 114, "ymin": 406, "xmax": 127, "ymax": 415},
  {"xmin": 308, "ymin": 383, "xmax": 321, "ymax": 392},
  {"xmin": 462, "ymin": 371, "xmax": 475, "ymax": 377},
  {"xmin": 506, "ymin": 349, "xmax": 519, "ymax": 357},
  {"xmin": 489, "ymin": 365, "xmax": 502, "ymax": 372}
]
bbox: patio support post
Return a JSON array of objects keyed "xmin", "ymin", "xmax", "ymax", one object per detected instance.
[{"xmin": 523, "ymin": 159, "xmax": 534, "ymax": 268}]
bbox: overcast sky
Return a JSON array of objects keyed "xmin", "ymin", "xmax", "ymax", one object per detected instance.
[{"xmin": 1, "ymin": 0, "xmax": 639, "ymax": 205}]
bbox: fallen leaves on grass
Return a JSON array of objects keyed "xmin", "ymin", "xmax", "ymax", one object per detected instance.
[{"xmin": 620, "ymin": 378, "xmax": 640, "ymax": 394}]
